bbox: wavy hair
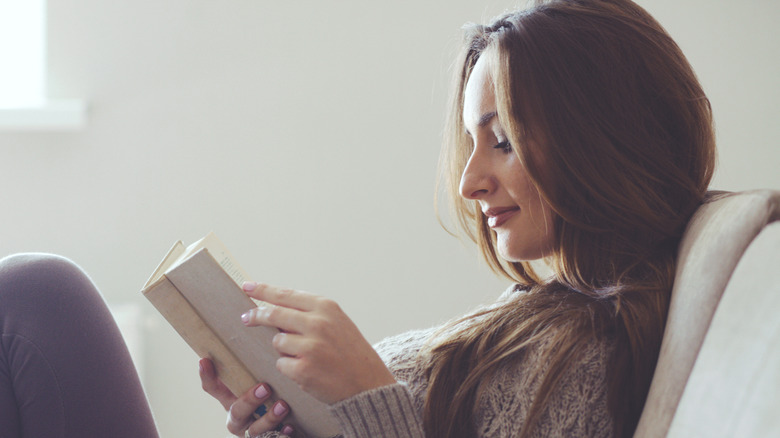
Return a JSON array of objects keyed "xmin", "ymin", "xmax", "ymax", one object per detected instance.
[{"xmin": 429, "ymin": 0, "xmax": 716, "ymax": 436}]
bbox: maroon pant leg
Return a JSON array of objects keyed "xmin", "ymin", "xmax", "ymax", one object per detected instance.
[{"xmin": 0, "ymin": 253, "xmax": 158, "ymax": 438}]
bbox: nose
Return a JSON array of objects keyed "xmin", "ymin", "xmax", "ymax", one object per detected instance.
[{"xmin": 459, "ymin": 149, "xmax": 494, "ymax": 200}]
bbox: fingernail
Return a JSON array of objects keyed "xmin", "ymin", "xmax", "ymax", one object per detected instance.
[
  {"xmin": 273, "ymin": 401, "xmax": 288, "ymax": 416},
  {"xmin": 242, "ymin": 281, "xmax": 258, "ymax": 292},
  {"xmin": 281, "ymin": 425, "xmax": 294, "ymax": 435},
  {"xmin": 241, "ymin": 311, "xmax": 252, "ymax": 324},
  {"xmin": 254, "ymin": 384, "xmax": 269, "ymax": 399}
]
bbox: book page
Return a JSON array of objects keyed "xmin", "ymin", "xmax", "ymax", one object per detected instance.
[
  {"xmin": 192, "ymin": 233, "xmax": 251, "ymax": 287},
  {"xmin": 143, "ymin": 240, "xmax": 185, "ymax": 289},
  {"xmin": 144, "ymin": 232, "xmax": 266, "ymax": 307}
]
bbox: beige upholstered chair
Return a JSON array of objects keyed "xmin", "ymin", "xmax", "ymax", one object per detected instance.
[{"xmin": 635, "ymin": 190, "xmax": 780, "ymax": 437}]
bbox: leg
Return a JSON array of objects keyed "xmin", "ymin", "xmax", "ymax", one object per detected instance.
[{"xmin": 0, "ymin": 254, "xmax": 159, "ymax": 438}]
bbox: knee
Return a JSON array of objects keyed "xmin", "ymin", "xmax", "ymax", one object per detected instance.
[{"xmin": 0, "ymin": 253, "xmax": 92, "ymax": 296}]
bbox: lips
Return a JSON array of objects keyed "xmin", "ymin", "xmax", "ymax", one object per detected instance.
[{"xmin": 483, "ymin": 206, "xmax": 520, "ymax": 228}]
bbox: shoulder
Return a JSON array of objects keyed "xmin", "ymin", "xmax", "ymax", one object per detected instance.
[
  {"xmin": 373, "ymin": 326, "xmax": 437, "ymax": 367},
  {"xmin": 373, "ymin": 284, "xmax": 522, "ymax": 371}
]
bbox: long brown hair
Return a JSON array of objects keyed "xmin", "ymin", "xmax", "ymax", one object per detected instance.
[{"xmin": 430, "ymin": 0, "xmax": 716, "ymax": 436}]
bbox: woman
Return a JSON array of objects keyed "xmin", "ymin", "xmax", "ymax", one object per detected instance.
[{"xmin": 201, "ymin": 0, "xmax": 716, "ymax": 437}]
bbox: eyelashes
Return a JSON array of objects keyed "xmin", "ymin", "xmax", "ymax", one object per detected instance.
[
  {"xmin": 464, "ymin": 139, "xmax": 512, "ymax": 155},
  {"xmin": 493, "ymin": 141, "xmax": 512, "ymax": 153}
]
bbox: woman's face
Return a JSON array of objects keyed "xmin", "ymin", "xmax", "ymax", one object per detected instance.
[{"xmin": 459, "ymin": 56, "xmax": 555, "ymax": 262}]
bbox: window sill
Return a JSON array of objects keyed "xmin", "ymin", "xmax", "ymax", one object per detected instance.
[{"xmin": 0, "ymin": 100, "xmax": 88, "ymax": 131}]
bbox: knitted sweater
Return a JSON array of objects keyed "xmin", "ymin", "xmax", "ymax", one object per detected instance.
[{"xmin": 267, "ymin": 289, "xmax": 615, "ymax": 438}]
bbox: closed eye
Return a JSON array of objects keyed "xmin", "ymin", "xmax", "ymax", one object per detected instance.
[{"xmin": 493, "ymin": 141, "xmax": 512, "ymax": 153}]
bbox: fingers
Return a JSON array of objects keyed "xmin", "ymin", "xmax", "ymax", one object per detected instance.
[
  {"xmin": 201, "ymin": 357, "xmax": 296, "ymax": 437},
  {"xmin": 271, "ymin": 332, "xmax": 310, "ymax": 357},
  {"xmin": 242, "ymin": 282, "xmax": 319, "ymax": 311},
  {"xmin": 230, "ymin": 386, "xmax": 295, "ymax": 437},
  {"xmin": 245, "ymin": 401, "xmax": 295, "ymax": 437},
  {"xmin": 241, "ymin": 282, "xmax": 343, "ymax": 337},
  {"xmin": 199, "ymin": 358, "xmax": 236, "ymax": 410},
  {"xmin": 226, "ymin": 383, "xmax": 274, "ymax": 435},
  {"xmin": 241, "ymin": 305, "xmax": 308, "ymax": 334}
]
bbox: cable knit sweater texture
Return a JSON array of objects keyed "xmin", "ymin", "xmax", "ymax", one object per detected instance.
[{"xmin": 265, "ymin": 289, "xmax": 615, "ymax": 438}]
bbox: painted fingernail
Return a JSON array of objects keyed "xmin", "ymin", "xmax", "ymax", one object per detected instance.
[
  {"xmin": 242, "ymin": 281, "xmax": 258, "ymax": 292},
  {"xmin": 241, "ymin": 311, "xmax": 252, "ymax": 324},
  {"xmin": 254, "ymin": 384, "xmax": 269, "ymax": 399},
  {"xmin": 281, "ymin": 425, "xmax": 294, "ymax": 435},
  {"xmin": 273, "ymin": 401, "xmax": 288, "ymax": 416}
]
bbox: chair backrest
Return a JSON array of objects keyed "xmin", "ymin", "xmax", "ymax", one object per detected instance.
[
  {"xmin": 667, "ymin": 220, "xmax": 780, "ymax": 437},
  {"xmin": 634, "ymin": 190, "xmax": 780, "ymax": 437}
]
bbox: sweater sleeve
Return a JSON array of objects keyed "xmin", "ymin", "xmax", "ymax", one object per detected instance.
[{"xmin": 330, "ymin": 382, "xmax": 425, "ymax": 438}]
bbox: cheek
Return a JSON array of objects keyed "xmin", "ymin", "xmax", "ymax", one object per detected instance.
[
  {"xmin": 496, "ymin": 214, "xmax": 555, "ymax": 261},
  {"xmin": 501, "ymin": 178, "xmax": 556, "ymax": 261},
  {"xmin": 533, "ymin": 205, "xmax": 557, "ymax": 256},
  {"xmin": 523, "ymin": 191, "xmax": 556, "ymax": 252}
]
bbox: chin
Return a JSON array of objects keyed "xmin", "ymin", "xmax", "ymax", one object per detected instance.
[
  {"xmin": 496, "ymin": 237, "xmax": 550, "ymax": 263},
  {"xmin": 497, "ymin": 244, "xmax": 529, "ymax": 263},
  {"xmin": 499, "ymin": 251, "xmax": 538, "ymax": 263}
]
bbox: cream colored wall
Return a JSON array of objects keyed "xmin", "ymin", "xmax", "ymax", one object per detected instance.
[{"xmin": 0, "ymin": 1, "xmax": 776, "ymax": 437}]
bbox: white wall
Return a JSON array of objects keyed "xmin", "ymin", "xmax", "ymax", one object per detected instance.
[{"xmin": 0, "ymin": 1, "xmax": 776, "ymax": 437}]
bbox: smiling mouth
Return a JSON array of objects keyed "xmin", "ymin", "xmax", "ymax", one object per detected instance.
[{"xmin": 484, "ymin": 207, "xmax": 520, "ymax": 228}]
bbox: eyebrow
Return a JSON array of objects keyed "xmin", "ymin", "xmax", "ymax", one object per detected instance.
[{"xmin": 465, "ymin": 111, "xmax": 498, "ymax": 136}]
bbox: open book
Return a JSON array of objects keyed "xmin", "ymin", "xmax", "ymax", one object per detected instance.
[{"xmin": 141, "ymin": 233, "xmax": 341, "ymax": 438}]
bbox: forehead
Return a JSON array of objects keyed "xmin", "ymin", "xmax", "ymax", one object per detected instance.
[{"xmin": 463, "ymin": 55, "xmax": 497, "ymax": 132}]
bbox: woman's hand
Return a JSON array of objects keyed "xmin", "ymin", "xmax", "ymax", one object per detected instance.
[
  {"xmin": 240, "ymin": 282, "xmax": 397, "ymax": 405},
  {"xmin": 199, "ymin": 358, "xmax": 295, "ymax": 437}
]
